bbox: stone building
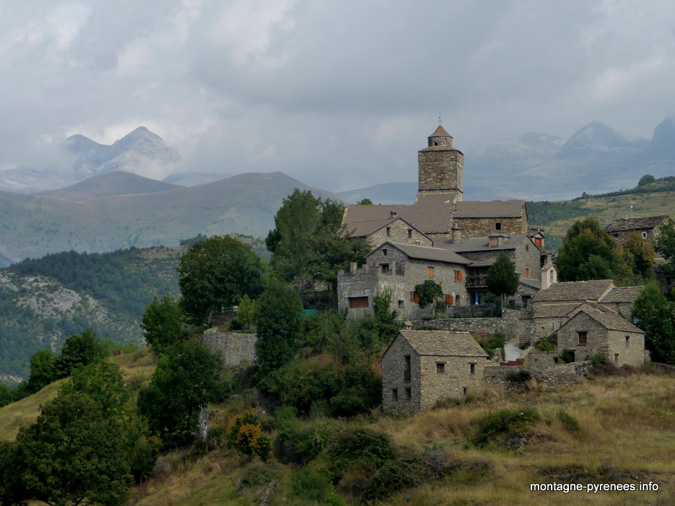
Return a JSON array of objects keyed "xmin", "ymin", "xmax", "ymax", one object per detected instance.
[
  {"xmin": 337, "ymin": 242, "xmax": 472, "ymax": 319},
  {"xmin": 556, "ymin": 303, "xmax": 645, "ymax": 366},
  {"xmin": 605, "ymin": 215, "xmax": 672, "ymax": 244},
  {"xmin": 444, "ymin": 233, "xmax": 549, "ymax": 306},
  {"xmin": 521, "ymin": 279, "xmax": 643, "ymax": 345},
  {"xmin": 381, "ymin": 330, "xmax": 488, "ymax": 415},
  {"xmin": 342, "ymin": 125, "xmax": 540, "ymax": 248},
  {"xmin": 346, "ymin": 215, "xmax": 433, "ymax": 248},
  {"xmin": 201, "ymin": 329, "xmax": 257, "ymax": 368}
]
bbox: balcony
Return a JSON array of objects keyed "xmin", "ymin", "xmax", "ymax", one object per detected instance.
[{"xmin": 466, "ymin": 274, "xmax": 488, "ymax": 288}]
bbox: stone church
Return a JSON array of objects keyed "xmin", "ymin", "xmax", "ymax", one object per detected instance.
[{"xmin": 338, "ymin": 125, "xmax": 554, "ymax": 317}]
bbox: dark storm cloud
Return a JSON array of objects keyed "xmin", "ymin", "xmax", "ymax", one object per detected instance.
[{"xmin": 1, "ymin": 0, "xmax": 674, "ymax": 191}]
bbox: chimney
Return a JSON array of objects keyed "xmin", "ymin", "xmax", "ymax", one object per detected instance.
[
  {"xmin": 451, "ymin": 224, "xmax": 462, "ymax": 243},
  {"xmin": 489, "ymin": 234, "xmax": 503, "ymax": 248},
  {"xmin": 349, "ymin": 262, "xmax": 358, "ymax": 275},
  {"xmin": 390, "ymin": 210, "xmax": 397, "ymax": 218}
]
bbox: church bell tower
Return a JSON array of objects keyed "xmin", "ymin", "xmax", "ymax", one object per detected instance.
[{"xmin": 417, "ymin": 124, "xmax": 464, "ymax": 202}]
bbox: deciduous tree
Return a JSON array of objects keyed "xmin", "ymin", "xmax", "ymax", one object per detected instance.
[
  {"xmin": 141, "ymin": 294, "xmax": 185, "ymax": 352},
  {"xmin": 632, "ymin": 282, "xmax": 675, "ymax": 364},
  {"xmin": 486, "ymin": 253, "xmax": 520, "ymax": 308},
  {"xmin": 178, "ymin": 235, "xmax": 265, "ymax": 325},
  {"xmin": 556, "ymin": 218, "xmax": 617, "ymax": 282}
]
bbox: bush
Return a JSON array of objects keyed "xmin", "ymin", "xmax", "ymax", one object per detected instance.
[
  {"xmin": 415, "ymin": 280, "xmax": 443, "ymax": 308},
  {"xmin": 328, "ymin": 429, "xmax": 397, "ymax": 480},
  {"xmin": 506, "ymin": 368, "xmax": 532, "ymax": 384},
  {"xmin": 557, "ymin": 410, "xmax": 581, "ymax": 435},
  {"xmin": 469, "ymin": 408, "xmax": 540, "ymax": 448},
  {"xmin": 474, "ymin": 332, "xmax": 506, "ymax": 360},
  {"xmin": 535, "ymin": 335, "xmax": 556, "ymax": 353},
  {"xmin": 560, "ymin": 349, "xmax": 575, "ymax": 364},
  {"xmin": 292, "ymin": 468, "xmax": 344, "ymax": 505},
  {"xmin": 361, "ymin": 456, "xmax": 422, "ymax": 502}
]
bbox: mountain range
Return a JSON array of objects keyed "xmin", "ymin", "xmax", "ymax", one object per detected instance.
[
  {"xmin": 0, "ymin": 171, "xmax": 344, "ymax": 267},
  {"xmin": 341, "ymin": 117, "xmax": 675, "ymax": 203}
]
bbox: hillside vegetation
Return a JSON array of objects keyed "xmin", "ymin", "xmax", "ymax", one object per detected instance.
[{"xmin": 528, "ymin": 177, "xmax": 675, "ymax": 251}]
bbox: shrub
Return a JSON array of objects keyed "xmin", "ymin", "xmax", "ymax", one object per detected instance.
[
  {"xmin": 535, "ymin": 335, "xmax": 556, "ymax": 353},
  {"xmin": 506, "ymin": 368, "xmax": 532, "ymax": 384},
  {"xmin": 226, "ymin": 409, "xmax": 272, "ymax": 461},
  {"xmin": 469, "ymin": 408, "xmax": 540, "ymax": 448},
  {"xmin": 560, "ymin": 349, "xmax": 575, "ymax": 364},
  {"xmin": 475, "ymin": 332, "xmax": 506, "ymax": 360},
  {"xmin": 361, "ymin": 456, "xmax": 422, "ymax": 502},
  {"xmin": 328, "ymin": 429, "xmax": 396, "ymax": 480},
  {"xmin": 557, "ymin": 410, "xmax": 581, "ymax": 435},
  {"xmin": 414, "ymin": 280, "xmax": 443, "ymax": 308},
  {"xmin": 292, "ymin": 468, "xmax": 344, "ymax": 505}
]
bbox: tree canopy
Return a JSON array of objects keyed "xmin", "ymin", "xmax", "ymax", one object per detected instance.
[
  {"xmin": 255, "ymin": 278, "xmax": 304, "ymax": 374},
  {"xmin": 178, "ymin": 235, "xmax": 265, "ymax": 325},
  {"xmin": 138, "ymin": 340, "xmax": 227, "ymax": 448},
  {"xmin": 555, "ymin": 217, "xmax": 617, "ymax": 282},
  {"xmin": 632, "ymin": 282, "xmax": 675, "ymax": 364},
  {"xmin": 141, "ymin": 294, "xmax": 185, "ymax": 352},
  {"xmin": 486, "ymin": 253, "xmax": 520, "ymax": 302},
  {"xmin": 657, "ymin": 221, "xmax": 675, "ymax": 277},
  {"xmin": 266, "ymin": 189, "xmax": 369, "ymax": 295}
]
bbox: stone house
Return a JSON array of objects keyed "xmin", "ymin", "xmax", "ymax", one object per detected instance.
[
  {"xmin": 444, "ymin": 234, "xmax": 550, "ymax": 306},
  {"xmin": 337, "ymin": 241, "xmax": 472, "ymax": 319},
  {"xmin": 381, "ymin": 330, "xmax": 488, "ymax": 415},
  {"xmin": 342, "ymin": 125, "xmax": 543, "ymax": 247},
  {"xmin": 556, "ymin": 303, "xmax": 645, "ymax": 366},
  {"xmin": 521, "ymin": 280, "xmax": 642, "ymax": 344},
  {"xmin": 605, "ymin": 215, "xmax": 672, "ymax": 244},
  {"xmin": 345, "ymin": 215, "xmax": 433, "ymax": 248}
]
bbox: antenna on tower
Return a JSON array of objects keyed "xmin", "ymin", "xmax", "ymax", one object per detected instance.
[{"xmin": 438, "ymin": 113, "xmax": 442, "ymax": 126}]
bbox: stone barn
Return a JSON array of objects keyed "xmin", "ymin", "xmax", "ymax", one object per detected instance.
[
  {"xmin": 381, "ymin": 330, "xmax": 488, "ymax": 415},
  {"xmin": 556, "ymin": 303, "xmax": 645, "ymax": 367}
]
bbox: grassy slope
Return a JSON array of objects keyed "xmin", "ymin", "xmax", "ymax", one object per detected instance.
[
  {"xmin": 126, "ymin": 370, "xmax": 675, "ymax": 506},
  {"xmin": 0, "ymin": 347, "xmax": 157, "ymax": 441},
  {"xmin": 529, "ymin": 190, "xmax": 675, "ymax": 251}
]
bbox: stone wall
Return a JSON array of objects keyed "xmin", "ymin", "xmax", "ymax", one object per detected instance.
[
  {"xmin": 368, "ymin": 220, "xmax": 432, "ymax": 249},
  {"xmin": 201, "ymin": 330, "xmax": 257, "ymax": 368},
  {"xmin": 338, "ymin": 245, "xmax": 469, "ymax": 319},
  {"xmin": 453, "ymin": 217, "xmax": 526, "ymax": 239},
  {"xmin": 484, "ymin": 361, "xmax": 592, "ymax": 390},
  {"xmin": 419, "ymin": 354, "xmax": 486, "ymax": 408},
  {"xmin": 412, "ymin": 309, "xmax": 525, "ymax": 341},
  {"xmin": 557, "ymin": 311, "xmax": 645, "ymax": 366},
  {"xmin": 382, "ymin": 335, "xmax": 420, "ymax": 415},
  {"xmin": 417, "ymin": 149, "xmax": 463, "ymax": 197}
]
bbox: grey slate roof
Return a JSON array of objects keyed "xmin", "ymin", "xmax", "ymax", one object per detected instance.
[
  {"xmin": 374, "ymin": 242, "xmax": 472, "ymax": 265},
  {"xmin": 397, "ymin": 330, "xmax": 488, "ymax": 357},
  {"xmin": 343, "ymin": 200, "xmax": 452, "ymax": 235},
  {"xmin": 562, "ymin": 303, "xmax": 644, "ymax": 333},
  {"xmin": 525, "ymin": 302, "xmax": 582, "ymax": 319},
  {"xmin": 599, "ymin": 286, "xmax": 644, "ymax": 304},
  {"xmin": 345, "ymin": 216, "xmax": 430, "ymax": 240},
  {"xmin": 605, "ymin": 215, "xmax": 670, "ymax": 233},
  {"xmin": 444, "ymin": 234, "xmax": 528, "ymax": 253},
  {"xmin": 454, "ymin": 200, "xmax": 525, "ymax": 218},
  {"xmin": 531, "ymin": 280, "xmax": 615, "ymax": 303}
]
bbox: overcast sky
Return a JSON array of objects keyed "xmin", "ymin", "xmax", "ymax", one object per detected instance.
[{"xmin": 2, "ymin": 0, "xmax": 675, "ymax": 191}]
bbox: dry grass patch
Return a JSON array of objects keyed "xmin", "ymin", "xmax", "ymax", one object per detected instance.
[{"xmin": 0, "ymin": 378, "xmax": 64, "ymax": 440}]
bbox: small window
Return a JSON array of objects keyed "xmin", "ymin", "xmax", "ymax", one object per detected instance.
[
  {"xmin": 462, "ymin": 387, "xmax": 467, "ymax": 396},
  {"xmin": 383, "ymin": 249, "xmax": 387, "ymax": 256},
  {"xmin": 642, "ymin": 231, "xmax": 648, "ymax": 239},
  {"xmin": 436, "ymin": 362, "xmax": 445, "ymax": 374},
  {"xmin": 398, "ymin": 300, "xmax": 404, "ymax": 309},
  {"xmin": 578, "ymin": 331, "xmax": 587, "ymax": 345},
  {"xmin": 428, "ymin": 266, "xmax": 435, "ymax": 279},
  {"xmin": 496, "ymin": 222, "xmax": 502, "ymax": 231},
  {"xmin": 404, "ymin": 355, "xmax": 411, "ymax": 382},
  {"xmin": 405, "ymin": 388, "xmax": 412, "ymax": 399},
  {"xmin": 525, "ymin": 268, "xmax": 530, "ymax": 278},
  {"xmin": 470, "ymin": 363, "xmax": 476, "ymax": 375},
  {"xmin": 386, "ymin": 227, "xmax": 391, "ymax": 236},
  {"xmin": 348, "ymin": 297, "xmax": 369, "ymax": 309},
  {"xmin": 454, "ymin": 270, "xmax": 463, "ymax": 282},
  {"xmin": 526, "ymin": 245, "xmax": 529, "ymax": 251},
  {"xmin": 410, "ymin": 292, "xmax": 419, "ymax": 303},
  {"xmin": 626, "ymin": 336, "xmax": 630, "ymax": 348},
  {"xmin": 392, "ymin": 388, "xmax": 398, "ymax": 400},
  {"xmin": 408, "ymin": 228, "xmax": 413, "ymax": 238},
  {"xmin": 381, "ymin": 263, "xmax": 390, "ymax": 274},
  {"xmin": 444, "ymin": 294, "xmax": 454, "ymax": 305},
  {"xmin": 614, "ymin": 353, "xmax": 619, "ymax": 365}
]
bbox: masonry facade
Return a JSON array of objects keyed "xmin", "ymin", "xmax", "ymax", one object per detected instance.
[{"xmin": 382, "ymin": 330, "xmax": 488, "ymax": 415}]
